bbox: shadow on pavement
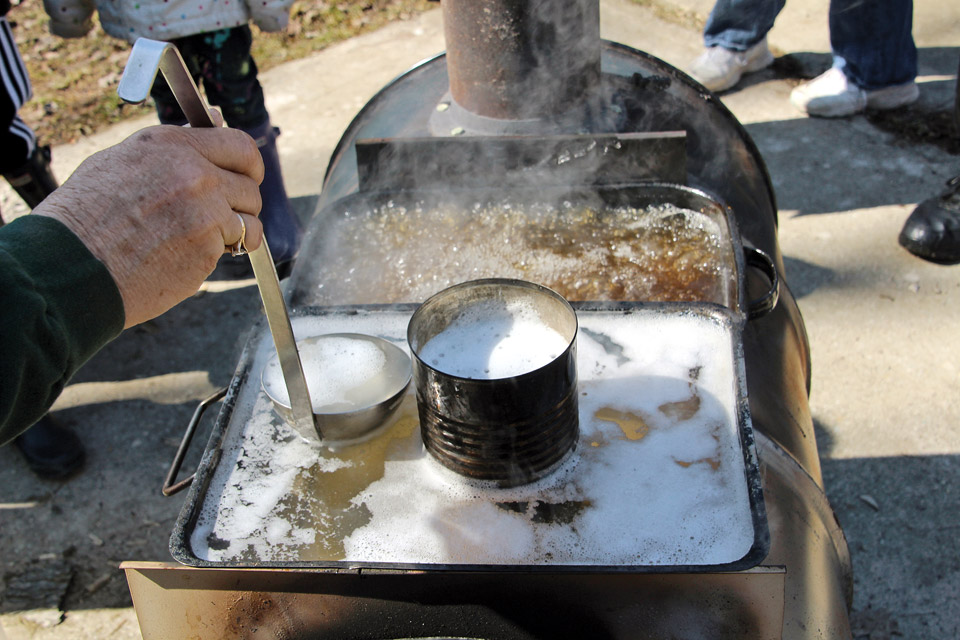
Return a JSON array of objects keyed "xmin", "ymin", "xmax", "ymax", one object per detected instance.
[
  {"xmin": 729, "ymin": 46, "xmax": 959, "ymax": 217},
  {"xmin": 814, "ymin": 417, "xmax": 960, "ymax": 639}
]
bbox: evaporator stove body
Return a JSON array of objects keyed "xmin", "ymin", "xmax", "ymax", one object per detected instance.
[{"xmin": 122, "ymin": 2, "xmax": 854, "ymax": 638}]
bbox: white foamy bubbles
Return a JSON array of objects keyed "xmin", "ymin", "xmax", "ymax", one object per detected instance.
[
  {"xmin": 417, "ymin": 298, "xmax": 571, "ymax": 379},
  {"xmin": 262, "ymin": 333, "xmax": 410, "ymax": 413}
]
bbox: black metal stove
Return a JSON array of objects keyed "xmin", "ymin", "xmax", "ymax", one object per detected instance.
[{"xmin": 125, "ymin": 3, "xmax": 854, "ymax": 638}]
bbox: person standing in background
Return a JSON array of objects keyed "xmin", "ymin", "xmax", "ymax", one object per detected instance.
[
  {"xmin": 688, "ymin": 0, "xmax": 919, "ymax": 119},
  {"xmin": 44, "ymin": 0, "xmax": 302, "ymax": 276},
  {"xmin": 898, "ymin": 57, "xmax": 960, "ymax": 264},
  {"xmin": 2, "ymin": 0, "xmax": 86, "ymax": 480},
  {"xmin": 1, "ymin": 0, "xmax": 57, "ymax": 214}
]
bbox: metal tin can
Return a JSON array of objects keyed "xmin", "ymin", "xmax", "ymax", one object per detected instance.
[{"xmin": 408, "ymin": 279, "xmax": 579, "ymax": 486}]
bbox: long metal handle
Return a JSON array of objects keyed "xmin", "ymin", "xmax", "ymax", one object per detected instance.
[
  {"xmin": 117, "ymin": 38, "xmax": 216, "ymax": 128},
  {"xmin": 118, "ymin": 38, "xmax": 321, "ymax": 440}
]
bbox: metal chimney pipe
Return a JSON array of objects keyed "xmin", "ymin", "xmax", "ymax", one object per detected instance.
[{"xmin": 443, "ymin": 0, "xmax": 602, "ymax": 121}]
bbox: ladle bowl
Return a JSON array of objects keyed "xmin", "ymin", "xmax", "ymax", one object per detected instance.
[{"xmin": 261, "ymin": 333, "xmax": 412, "ymax": 444}]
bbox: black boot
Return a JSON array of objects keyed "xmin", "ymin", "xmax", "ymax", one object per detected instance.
[
  {"xmin": 14, "ymin": 415, "xmax": 86, "ymax": 480},
  {"xmin": 899, "ymin": 175, "xmax": 960, "ymax": 264},
  {"xmin": 2, "ymin": 145, "xmax": 58, "ymax": 209}
]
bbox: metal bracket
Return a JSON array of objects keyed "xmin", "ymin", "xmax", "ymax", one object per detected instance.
[{"xmin": 356, "ymin": 132, "xmax": 687, "ymax": 192}]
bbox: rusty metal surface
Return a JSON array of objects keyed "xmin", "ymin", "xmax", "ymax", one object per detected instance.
[
  {"xmin": 758, "ymin": 435, "xmax": 853, "ymax": 638},
  {"xmin": 123, "ymin": 561, "xmax": 785, "ymax": 639},
  {"xmin": 443, "ymin": 0, "xmax": 601, "ymax": 120}
]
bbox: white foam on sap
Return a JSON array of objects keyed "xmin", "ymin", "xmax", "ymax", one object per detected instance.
[
  {"xmin": 263, "ymin": 335, "xmax": 389, "ymax": 412},
  {"xmin": 189, "ymin": 396, "xmax": 327, "ymax": 561},
  {"xmin": 189, "ymin": 318, "xmax": 399, "ymax": 563},
  {"xmin": 342, "ymin": 312, "xmax": 755, "ymax": 566},
  {"xmin": 190, "ymin": 311, "xmax": 757, "ymax": 567},
  {"xmin": 418, "ymin": 299, "xmax": 571, "ymax": 379}
]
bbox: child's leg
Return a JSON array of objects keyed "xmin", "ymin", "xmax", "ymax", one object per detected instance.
[
  {"xmin": 191, "ymin": 26, "xmax": 268, "ymax": 129},
  {"xmin": 147, "ymin": 28, "xmax": 268, "ymax": 128},
  {"xmin": 193, "ymin": 27, "xmax": 301, "ymax": 267}
]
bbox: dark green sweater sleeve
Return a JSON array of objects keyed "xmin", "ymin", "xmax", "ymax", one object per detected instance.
[{"xmin": 0, "ymin": 215, "xmax": 125, "ymax": 445}]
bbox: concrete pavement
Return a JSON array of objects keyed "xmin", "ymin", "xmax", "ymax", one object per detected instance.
[{"xmin": 1, "ymin": 0, "xmax": 959, "ymax": 637}]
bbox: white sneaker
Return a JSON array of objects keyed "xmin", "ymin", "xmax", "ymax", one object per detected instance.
[
  {"xmin": 790, "ymin": 67, "xmax": 920, "ymax": 118},
  {"xmin": 689, "ymin": 38, "xmax": 775, "ymax": 92}
]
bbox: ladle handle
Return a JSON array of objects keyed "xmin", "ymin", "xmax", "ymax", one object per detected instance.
[{"xmin": 118, "ymin": 38, "xmax": 321, "ymax": 441}]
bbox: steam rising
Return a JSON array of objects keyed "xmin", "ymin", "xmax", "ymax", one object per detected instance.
[{"xmin": 302, "ymin": 201, "xmax": 735, "ymax": 308}]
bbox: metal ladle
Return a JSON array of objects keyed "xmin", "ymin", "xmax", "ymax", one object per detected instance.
[{"xmin": 117, "ymin": 38, "xmax": 321, "ymax": 440}]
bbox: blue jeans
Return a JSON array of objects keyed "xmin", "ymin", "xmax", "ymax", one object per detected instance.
[{"xmin": 703, "ymin": 0, "xmax": 917, "ymax": 90}]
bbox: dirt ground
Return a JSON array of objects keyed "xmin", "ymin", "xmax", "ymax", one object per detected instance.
[{"xmin": 6, "ymin": 0, "xmax": 433, "ymax": 148}]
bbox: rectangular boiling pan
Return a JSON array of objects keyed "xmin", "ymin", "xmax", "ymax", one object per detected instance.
[
  {"xmin": 168, "ymin": 182, "xmax": 772, "ymax": 573},
  {"xmin": 170, "ymin": 304, "xmax": 767, "ymax": 573},
  {"xmin": 286, "ymin": 182, "xmax": 778, "ymax": 318}
]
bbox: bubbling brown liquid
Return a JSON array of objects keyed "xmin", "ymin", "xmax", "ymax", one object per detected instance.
[{"xmin": 308, "ymin": 201, "xmax": 736, "ymax": 306}]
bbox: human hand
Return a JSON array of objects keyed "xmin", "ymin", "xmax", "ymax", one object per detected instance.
[
  {"xmin": 252, "ymin": 14, "xmax": 289, "ymax": 33},
  {"xmin": 250, "ymin": 1, "xmax": 291, "ymax": 33},
  {"xmin": 35, "ymin": 125, "xmax": 264, "ymax": 328}
]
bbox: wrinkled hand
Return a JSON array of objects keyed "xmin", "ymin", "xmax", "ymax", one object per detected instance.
[
  {"xmin": 35, "ymin": 125, "xmax": 264, "ymax": 328},
  {"xmin": 253, "ymin": 13, "xmax": 289, "ymax": 33}
]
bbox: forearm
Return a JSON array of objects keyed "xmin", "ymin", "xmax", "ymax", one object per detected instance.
[
  {"xmin": 0, "ymin": 215, "xmax": 124, "ymax": 444},
  {"xmin": 0, "ymin": 124, "xmax": 263, "ymax": 444}
]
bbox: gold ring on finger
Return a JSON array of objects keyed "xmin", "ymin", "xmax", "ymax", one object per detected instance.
[{"xmin": 227, "ymin": 213, "xmax": 248, "ymax": 257}]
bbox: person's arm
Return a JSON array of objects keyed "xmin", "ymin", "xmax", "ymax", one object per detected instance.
[
  {"xmin": 0, "ymin": 216, "xmax": 124, "ymax": 445},
  {"xmin": 0, "ymin": 124, "xmax": 264, "ymax": 444},
  {"xmin": 38, "ymin": 124, "xmax": 264, "ymax": 328}
]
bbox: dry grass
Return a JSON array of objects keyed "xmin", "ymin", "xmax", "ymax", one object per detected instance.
[{"xmin": 7, "ymin": 0, "xmax": 435, "ymax": 146}]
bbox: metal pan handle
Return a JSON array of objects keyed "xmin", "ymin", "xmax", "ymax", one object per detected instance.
[
  {"xmin": 745, "ymin": 246, "xmax": 779, "ymax": 321},
  {"xmin": 162, "ymin": 387, "xmax": 227, "ymax": 497}
]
